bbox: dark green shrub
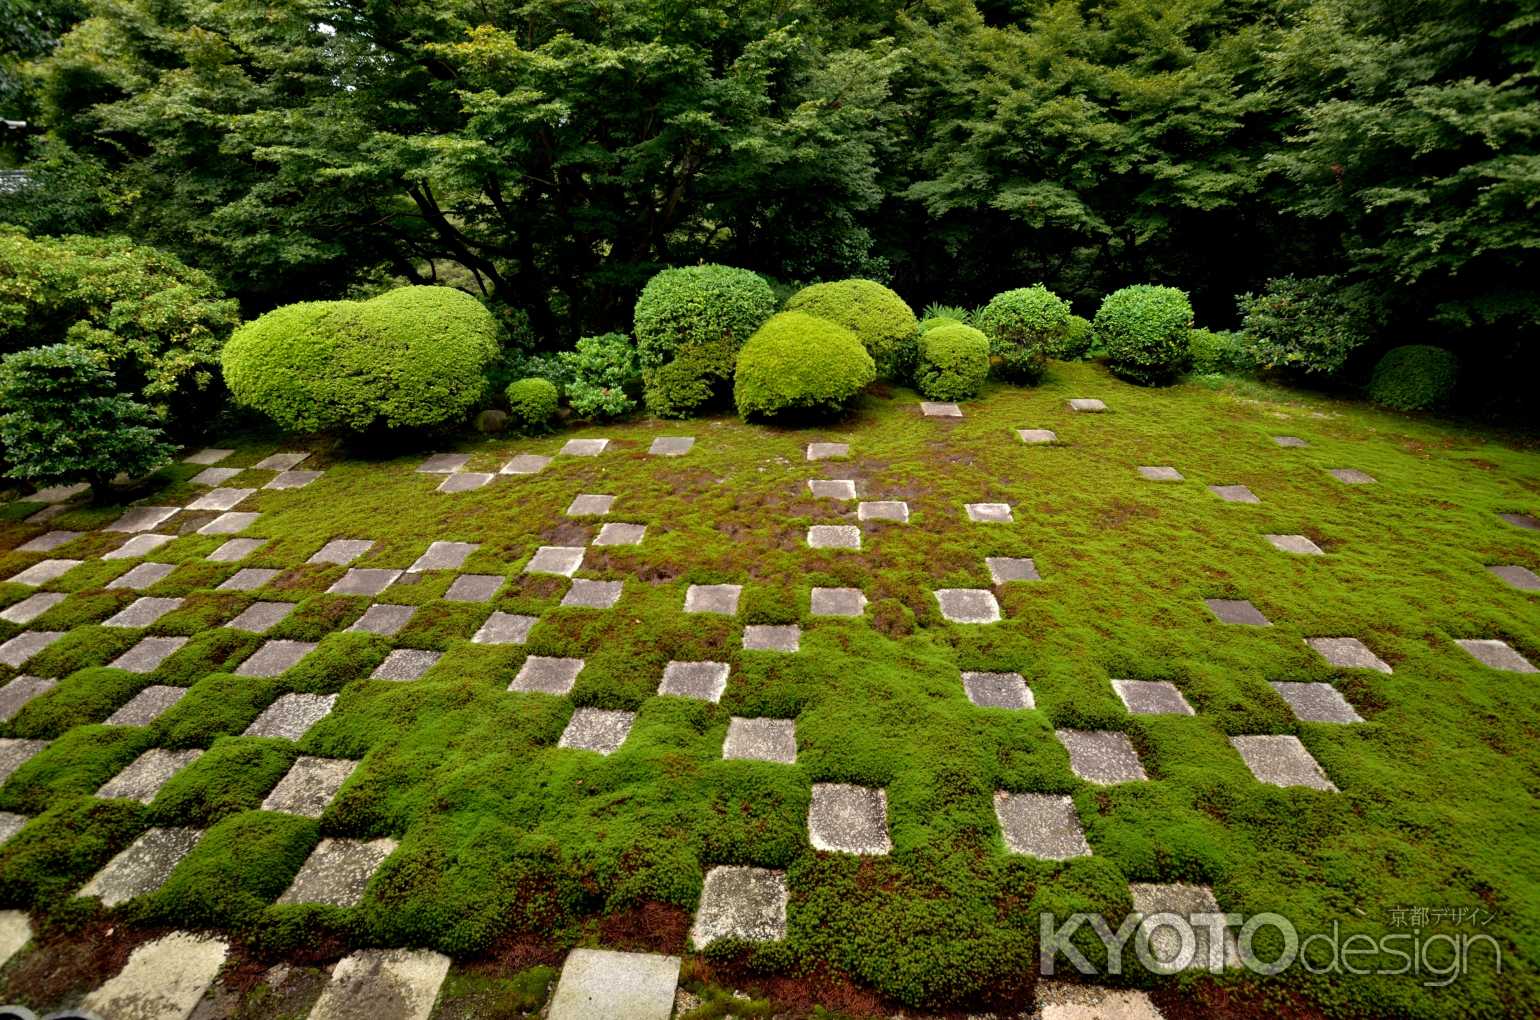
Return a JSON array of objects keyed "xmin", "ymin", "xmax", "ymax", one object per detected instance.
[
  {"xmin": 1094, "ymin": 285, "xmax": 1194, "ymax": 385},
  {"xmin": 975, "ymin": 285, "xmax": 1069, "ymax": 382},
  {"xmin": 634, "ymin": 265, "xmax": 776, "ymax": 418},
  {"xmin": 557, "ymin": 333, "xmax": 640, "ymax": 421},
  {"xmin": 914, "ymin": 324, "xmax": 990, "ymax": 401},
  {"xmin": 505, "ymin": 377, "xmax": 559, "ymax": 433},
  {"xmin": 221, "ymin": 286, "xmax": 498, "ymax": 435},
  {"xmin": 733, "ymin": 312, "xmax": 875, "ymax": 420},
  {"xmin": 1369, "ymin": 345, "xmax": 1459, "ymax": 410},
  {"xmin": 785, "ymin": 279, "xmax": 919, "ymax": 380},
  {"xmin": 1058, "ymin": 314, "xmax": 1093, "ymax": 359},
  {"xmin": 1236, "ymin": 275, "xmax": 1370, "ymax": 375},
  {"xmin": 1188, "ymin": 328, "xmax": 1253, "ymax": 375}
]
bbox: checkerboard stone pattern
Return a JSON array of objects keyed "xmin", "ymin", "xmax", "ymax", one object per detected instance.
[
  {"xmin": 97, "ymin": 748, "xmax": 203, "ymax": 803},
  {"xmin": 594, "ymin": 523, "xmax": 646, "ymax": 546},
  {"xmin": 0, "ymin": 813, "xmax": 26, "ymax": 844},
  {"xmin": 106, "ymin": 506, "xmax": 178, "ymax": 532},
  {"xmin": 1269, "ymin": 682, "xmax": 1362, "ymax": 723},
  {"xmin": 1056, "ymin": 730, "xmax": 1147, "ymax": 784},
  {"xmin": 408, "ymin": 540, "xmax": 477, "ymax": 572},
  {"xmin": 526, "ymin": 546, "xmax": 584, "ymax": 576},
  {"xmin": 558, "ymin": 708, "xmax": 634, "ymax": 755},
  {"xmin": 105, "ymin": 596, "xmax": 183, "ymax": 628},
  {"xmin": 1017, "ymin": 428, "xmax": 1057, "ymax": 444},
  {"xmin": 659, "ymin": 661, "xmax": 730, "ymax": 702},
  {"xmin": 329, "ymin": 568, "xmax": 402, "ymax": 596},
  {"xmin": 1209, "ymin": 484, "xmax": 1259, "ymax": 504},
  {"xmin": 79, "ymin": 826, "xmax": 202, "ymax": 907},
  {"xmin": 225, "ymin": 601, "xmax": 292, "ymax": 633},
  {"xmin": 1112, "ymin": 679, "xmax": 1194, "ymax": 716},
  {"xmin": 501, "ymin": 454, "xmax": 552, "ymax": 475},
  {"xmin": 1489, "ymin": 564, "xmax": 1540, "ymax": 590},
  {"xmin": 560, "ymin": 438, "xmax": 608, "ymax": 456},
  {"xmin": 511, "ymin": 656, "xmax": 583, "ymax": 695},
  {"xmin": 567, "ymin": 493, "xmax": 614, "ymax": 516},
  {"xmin": 808, "ymin": 479, "xmax": 857, "ymax": 499},
  {"xmin": 309, "ymin": 539, "xmax": 374, "ymax": 566},
  {"xmin": 994, "ymin": 792, "xmax": 1090, "ymax": 859},
  {"xmin": 417, "ymin": 453, "xmax": 468, "ymax": 474},
  {"xmin": 199, "ymin": 511, "xmax": 261, "ymax": 535},
  {"xmin": 187, "ymin": 487, "xmax": 253, "ymax": 512},
  {"xmin": 244, "ymin": 693, "xmax": 336, "ymax": 740},
  {"xmin": 744, "ymin": 624, "xmax": 799, "ymax": 652},
  {"xmin": 0, "ymin": 630, "xmax": 64, "ymax": 669},
  {"xmin": 1205, "ymin": 598, "xmax": 1270, "ymax": 626},
  {"xmin": 278, "ymin": 837, "xmax": 397, "ymax": 907},
  {"xmin": 808, "ymin": 783, "xmax": 890, "ymax": 855},
  {"xmin": 261, "ymin": 756, "xmax": 357, "ymax": 817},
  {"xmin": 649, "ymin": 436, "xmax": 694, "ymax": 456},
  {"xmin": 1328, "ymin": 468, "xmax": 1376, "ymax": 484},
  {"xmin": 562, "ymin": 579, "xmax": 623, "ymax": 608},
  {"xmin": 934, "ymin": 588, "xmax": 1001, "ymax": 623},
  {"xmin": 1308, "ymin": 636, "xmax": 1392, "ymax": 673},
  {"xmin": 1130, "ymin": 883, "xmax": 1240, "ymax": 971},
  {"xmin": 920, "ymin": 401, "xmax": 962, "ymax": 417},
  {"xmin": 965, "ymin": 502, "xmax": 1012, "ymax": 523},
  {"xmin": 191, "ymin": 467, "xmax": 240, "ymax": 486},
  {"xmin": 1035, "ymin": 984, "xmax": 1163, "ymax": 1020},
  {"xmin": 209, "ymin": 538, "xmax": 265, "ymax": 562},
  {"xmin": 722, "ymin": 717, "xmax": 797, "ymax": 763},
  {"xmin": 108, "ymin": 562, "xmax": 177, "ymax": 590},
  {"xmin": 1273, "ymin": 436, "xmax": 1308, "ymax": 448},
  {"xmin": 106, "ymin": 533, "xmax": 174, "ymax": 559},
  {"xmin": 18, "ymin": 530, "xmax": 81, "ymax": 553},
  {"xmin": 7, "ymin": 558, "xmax": 80, "ymax": 586},
  {"xmin": 436, "ymin": 473, "xmax": 494, "ymax": 494},
  {"xmin": 235, "ymin": 639, "xmax": 316, "ymax": 678},
  {"xmin": 472, "ymin": 611, "xmax": 536, "ymax": 645},
  {"xmin": 691, "ymin": 866, "xmax": 789, "ymax": 947},
  {"xmin": 0, "ymin": 677, "xmax": 54, "ymax": 722},
  {"xmin": 349, "ymin": 604, "xmax": 416, "ymax": 635},
  {"xmin": 185, "ymin": 447, "xmax": 234, "ymax": 465},
  {"xmin": 1, "ymin": 592, "xmax": 64, "ymax": 625},
  {"xmin": 372, "ymin": 649, "xmax": 441, "ymax": 681},
  {"xmin": 811, "ymin": 587, "xmax": 866, "ymax": 617},
  {"xmin": 685, "ymin": 583, "xmax": 741, "ymax": 614},
  {"xmin": 1230, "ymin": 735, "xmax": 1337, "ymax": 791},
  {"xmin": 986, "ymin": 557, "xmax": 1039, "ymax": 583},
  {"xmin": 858, "ymin": 500, "xmax": 909, "ymax": 522},
  {"xmin": 961, "ymin": 671, "xmax": 1033, "ymax": 709},
  {"xmin": 806, "ymin": 442, "xmax": 849, "ymax": 461},
  {"xmin": 1266, "ymin": 533, "xmax": 1324, "ymax": 555},
  {"xmin": 266, "ymin": 469, "xmax": 323, "ymax": 490},
  {"xmin": 1138, "ymin": 466, "xmax": 1183, "ymax": 482},
  {"xmin": 547, "ymin": 948, "xmax": 680, "ymax": 1020},
  {"xmin": 110, "ymin": 636, "xmax": 187, "ymax": 673},
  {"xmin": 1455, "ymin": 639, "xmax": 1536, "ymax": 673},
  {"xmin": 309, "ymin": 949, "xmax": 452, "ymax": 1020},
  {"xmin": 107, "ymin": 685, "xmax": 187, "ymax": 726},
  {"xmin": 807, "ymin": 525, "xmax": 860, "ymax": 549},
  {"xmin": 445, "ymin": 574, "xmax": 503, "ymax": 603},
  {"xmin": 255, "ymin": 452, "xmax": 310, "ymax": 470},
  {"xmin": 1068, "ymin": 398, "xmax": 1107, "ymax": 412},
  {"xmin": 0, "ymin": 738, "xmax": 48, "ymax": 784},
  {"xmin": 82, "ymin": 932, "xmax": 229, "ymax": 1020}
]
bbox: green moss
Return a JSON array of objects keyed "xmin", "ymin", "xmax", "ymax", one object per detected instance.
[
  {"xmin": 0, "ymin": 796, "xmax": 147, "ymax": 907},
  {"xmin": 147, "ymin": 810, "xmax": 318, "ymax": 928},
  {"xmin": 0, "ymin": 725, "xmax": 154, "ymax": 815},
  {"xmin": 148, "ymin": 737, "xmax": 300, "ymax": 827}
]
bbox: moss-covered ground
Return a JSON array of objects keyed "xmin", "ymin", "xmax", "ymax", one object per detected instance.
[{"xmin": 0, "ymin": 361, "xmax": 1536, "ymax": 1017}]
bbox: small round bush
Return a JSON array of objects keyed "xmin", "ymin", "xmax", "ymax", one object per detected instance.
[
  {"xmin": 1188, "ymin": 328, "xmax": 1252, "ymax": 375},
  {"xmin": 634, "ymin": 265, "xmax": 776, "ymax": 418},
  {"xmin": 914, "ymin": 324, "xmax": 990, "ymax": 401},
  {"xmin": 1369, "ymin": 345, "xmax": 1458, "ymax": 411},
  {"xmin": 733, "ymin": 312, "xmax": 875, "ymax": 420},
  {"xmin": 784, "ymin": 279, "xmax": 918, "ymax": 380},
  {"xmin": 1093, "ymin": 285, "xmax": 1194, "ymax": 385},
  {"xmin": 975, "ymin": 285, "xmax": 1070, "ymax": 382},
  {"xmin": 1058, "ymin": 314, "xmax": 1093, "ymax": 359},
  {"xmin": 222, "ymin": 286, "xmax": 497, "ymax": 434},
  {"xmin": 506, "ymin": 377, "xmax": 559, "ymax": 432}
]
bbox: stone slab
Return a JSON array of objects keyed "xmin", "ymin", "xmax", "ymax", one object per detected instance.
[
  {"xmin": 1455, "ymin": 638, "xmax": 1536, "ymax": 673},
  {"xmin": 217, "ymin": 567, "xmax": 280, "ymax": 592},
  {"xmin": 1056, "ymin": 729, "xmax": 1146, "ymax": 784},
  {"xmin": 858, "ymin": 500, "xmax": 908, "ymax": 522},
  {"xmin": 445, "ymin": 573, "xmax": 503, "ymax": 603},
  {"xmin": 558, "ymin": 707, "xmax": 634, "ymax": 754},
  {"xmin": 253, "ymin": 452, "xmax": 310, "ymax": 471},
  {"xmin": 1068, "ymin": 398, "xmax": 1107, "ymax": 412},
  {"xmin": 0, "ymin": 910, "xmax": 27, "ymax": 969},
  {"xmin": 965, "ymin": 502, "xmax": 1013, "ymax": 523},
  {"xmin": 566, "ymin": 493, "xmax": 615, "ymax": 516},
  {"xmin": 97, "ymin": 748, "xmax": 203, "ymax": 803},
  {"xmin": 329, "ymin": 568, "xmax": 402, "ymax": 596},
  {"xmin": 372, "ymin": 649, "xmax": 441, "ymax": 681},
  {"xmin": 417, "ymin": 453, "xmax": 469, "ymax": 474},
  {"xmin": 986, "ymin": 556, "xmax": 1039, "ymax": 583},
  {"xmin": 500, "ymin": 454, "xmax": 552, "ymax": 475},
  {"xmin": 807, "ymin": 479, "xmax": 857, "ymax": 499},
  {"xmin": 659, "ymin": 661, "xmax": 729, "ymax": 702},
  {"xmin": 722, "ymin": 717, "xmax": 797, "ymax": 763},
  {"xmin": 691, "ymin": 866, "xmax": 788, "ymax": 947},
  {"xmin": 526, "ymin": 546, "xmax": 585, "ymax": 577},
  {"xmin": 208, "ymin": 537, "xmax": 266, "ymax": 562},
  {"xmin": 1272, "ymin": 436, "xmax": 1308, "ymax": 448},
  {"xmin": 309, "ymin": 539, "xmax": 375, "ymax": 566},
  {"xmin": 934, "ymin": 588, "xmax": 1001, "ymax": 623},
  {"xmin": 547, "ymin": 948, "xmax": 680, "ymax": 1020},
  {"xmin": 1269, "ymin": 681, "xmax": 1362, "ymax": 723},
  {"xmin": 348, "ymin": 603, "xmax": 416, "ymax": 636},
  {"xmin": 18, "ymin": 530, "xmax": 82, "ymax": 553},
  {"xmin": 1307, "ymin": 636, "xmax": 1392, "ymax": 673},
  {"xmin": 808, "ymin": 783, "xmax": 890, "ymax": 855},
  {"xmin": 1036, "ymin": 983, "xmax": 1164, "ymax": 1020},
  {"xmin": 235, "ymin": 639, "xmax": 317, "ymax": 678},
  {"xmin": 110, "ymin": 636, "xmax": 188, "ymax": 673},
  {"xmin": 107, "ymin": 562, "xmax": 177, "ymax": 591},
  {"xmin": 560, "ymin": 438, "xmax": 608, "ymax": 456},
  {"xmin": 187, "ymin": 487, "xmax": 255, "ymax": 512},
  {"xmin": 1328, "ymin": 468, "xmax": 1376, "ymax": 485},
  {"xmin": 244, "ymin": 692, "xmax": 337, "ymax": 740},
  {"xmin": 920, "ymin": 401, "xmax": 963, "ymax": 417},
  {"xmin": 0, "ymin": 738, "xmax": 48, "ymax": 784},
  {"xmin": 82, "ymin": 931, "xmax": 229, "ymax": 1020},
  {"xmin": 225, "ymin": 601, "xmax": 293, "ymax": 633},
  {"xmin": 1209, "ymin": 484, "xmax": 1259, "ymax": 504},
  {"xmin": 743, "ymin": 624, "xmax": 799, "ymax": 652},
  {"xmin": 685, "ymin": 583, "xmax": 741, "ymax": 615},
  {"xmin": 106, "ymin": 533, "xmax": 175, "ymax": 559},
  {"xmin": 1205, "ymin": 598, "xmax": 1270, "ymax": 626},
  {"xmin": 0, "ymin": 676, "xmax": 55, "ymax": 722},
  {"xmin": 1230, "ymin": 735, "xmax": 1336, "ymax": 791},
  {"xmin": 79, "ymin": 826, "xmax": 202, "ymax": 907},
  {"xmin": 25, "ymin": 505, "xmax": 65, "ymax": 524},
  {"xmin": 29, "ymin": 482, "xmax": 89, "ymax": 503},
  {"xmin": 1499, "ymin": 512, "xmax": 1540, "ymax": 531},
  {"xmin": 107, "ymin": 685, "xmax": 188, "ymax": 726},
  {"xmin": 1138, "ymin": 466, "xmax": 1184, "ymax": 482},
  {"xmin": 190, "ymin": 466, "xmax": 241, "ymax": 487},
  {"xmin": 0, "ymin": 813, "xmax": 25, "ymax": 845},
  {"xmin": 807, "ymin": 525, "xmax": 860, "ymax": 549},
  {"xmin": 184, "ymin": 448, "xmax": 235, "ymax": 465},
  {"xmin": 994, "ymin": 792, "xmax": 1090, "ymax": 859},
  {"xmin": 1112, "ymin": 679, "xmax": 1194, "ymax": 716},
  {"xmin": 649, "ymin": 436, "xmax": 695, "ymax": 456},
  {"xmin": 1017, "ymin": 428, "xmax": 1057, "ymax": 444},
  {"xmin": 1130, "ymin": 882, "xmax": 1240, "ymax": 971},
  {"xmin": 511, "ymin": 656, "xmax": 583, "ymax": 695},
  {"xmin": 1265, "ymin": 533, "xmax": 1324, "ymax": 555},
  {"xmin": 309, "ymin": 948, "xmax": 453, "ymax": 1020},
  {"xmin": 437, "ymin": 471, "xmax": 493, "ymax": 493},
  {"xmin": 961, "ymin": 671, "xmax": 1033, "ymax": 709},
  {"xmin": 1, "ymin": 592, "xmax": 65, "ymax": 625},
  {"xmin": 1489, "ymin": 564, "xmax": 1540, "ymax": 591},
  {"xmin": 198, "ymin": 511, "xmax": 261, "ymax": 535},
  {"xmin": 262, "ymin": 756, "xmax": 357, "ymax": 817},
  {"xmin": 0, "ymin": 630, "xmax": 65, "ymax": 668},
  {"xmin": 806, "ymin": 442, "xmax": 849, "ymax": 461},
  {"xmin": 562, "ymin": 578, "xmax": 622, "ymax": 608},
  {"xmin": 266, "ymin": 469, "xmax": 324, "ymax": 490},
  {"xmin": 811, "ymin": 587, "xmax": 866, "ymax": 617},
  {"xmin": 471, "ymin": 611, "xmax": 536, "ymax": 645},
  {"xmin": 593, "ymin": 522, "xmax": 646, "ymax": 546},
  {"xmin": 408, "ymin": 540, "xmax": 478, "ymax": 572},
  {"xmin": 6, "ymin": 558, "xmax": 82, "ymax": 586},
  {"xmin": 278, "ymin": 837, "xmax": 397, "ymax": 907},
  {"xmin": 106, "ymin": 506, "xmax": 179, "ymax": 533}
]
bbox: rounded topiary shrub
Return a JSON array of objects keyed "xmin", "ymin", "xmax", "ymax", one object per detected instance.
[
  {"xmin": 506, "ymin": 377, "xmax": 559, "ymax": 432},
  {"xmin": 1369, "ymin": 345, "xmax": 1458, "ymax": 411},
  {"xmin": 1188, "ymin": 328, "xmax": 1252, "ymax": 375},
  {"xmin": 975, "ymin": 285, "xmax": 1070, "ymax": 382},
  {"xmin": 222, "ymin": 286, "xmax": 497, "ymax": 434},
  {"xmin": 1093, "ymin": 285, "xmax": 1194, "ymax": 385},
  {"xmin": 633, "ymin": 265, "xmax": 777, "ymax": 418},
  {"xmin": 1058, "ymin": 314, "xmax": 1093, "ymax": 359},
  {"xmin": 914, "ymin": 324, "xmax": 990, "ymax": 401},
  {"xmin": 733, "ymin": 312, "xmax": 875, "ymax": 420},
  {"xmin": 784, "ymin": 279, "xmax": 918, "ymax": 381}
]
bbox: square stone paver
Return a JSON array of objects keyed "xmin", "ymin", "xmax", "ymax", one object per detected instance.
[
  {"xmin": 0, "ymin": 631, "xmax": 65, "ymax": 668},
  {"xmin": 0, "ymin": 813, "xmax": 25, "ymax": 844},
  {"xmin": 558, "ymin": 708, "xmax": 634, "ymax": 754},
  {"xmin": 96, "ymin": 748, "xmax": 203, "ymax": 803},
  {"xmin": 659, "ymin": 661, "xmax": 729, "ymax": 702},
  {"xmin": 225, "ymin": 601, "xmax": 293, "ymax": 633},
  {"xmin": 1138, "ymin": 466, "xmax": 1184, "ymax": 482},
  {"xmin": 105, "ymin": 533, "xmax": 175, "ymax": 560},
  {"xmin": 408, "ymin": 540, "xmax": 478, "ymax": 572},
  {"xmin": 691, "ymin": 866, "xmax": 788, "ymax": 947},
  {"xmin": 994, "ymin": 792, "xmax": 1090, "ymax": 860},
  {"xmin": 1265, "ymin": 533, "xmax": 1324, "ymax": 555},
  {"xmin": 82, "ymin": 931, "xmax": 228, "ymax": 1020},
  {"xmin": 0, "ymin": 677, "xmax": 55, "ymax": 722},
  {"xmin": 28, "ymin": 482, "xmax": 88, "ymax": 503},
  {"xmin": 445, "ymin": 574, "xmax": 503, "ymax": 603},
  {"xmin": 184, "ymin": 447, "xmax": 234, "ymax": 465},
  {"xmin": 329, "ymin": 568, "xmax": 402, "ymax": 596},
  {"xmin": 1209, "ymin": 484, "xmax": 1259, "ymax": 504},
  {"xmin": 244, "ymin": 692, "xmax": 337, "ymax": 740},
  {"xmin": 107, "ymin": 562, "xmax": 177, "ymax": 591},
  {"xmin": 25, "ymin": 505, "xmax": 64, "ymax": 524},
  {"xmin": 18, "ymin": 530, "xmax": 81, "ymax": 553},
  {"xmin": 418, "ymin": 453, "xmax": 469, "ymax": 474},
  {"xmin": 961, "ymin": 671, "xmax": 1033, "ymax": 709},
  {"xmin": 106, "ymin": 506, "xmax": 179, "ymax": 533},
  {"xmin": 277, "ymin": 837, "xmax": 397, "ymax": 907},
  {"xmin": 1455, "ymin": 639, "xmax": 1537, "ymax": 673},
  {"xmin": 372, "ymin": 649, "xmax": 441, "ymax": 681},
  {"xmin": 547, "ymin": 948, "xmax": 679, "ymax": 1020},
  {"xmin": 1055, "ymin": 730, "xmax": 1147, "ymax": 784},
  {"xmin": 1273, "ymin": 436, "xmax": 1308, "ymax": 448},
  {"xmin": 198, "ymin": 511, "xmax": 261, "ymax": 535},
  {"xmin": 106, "ymin": 685, "xmax": 188, "ymax": 726},
  {"xmin": 510, "ymin": 656, "xmax": 583, "ymax": 695},
  {"xmin": 187, "ymin": 487, "xmax": 255, "ymax": 512},
  {"xmin": 1269, "ymin": 681, "xmax": 1362, "ymax": 723},
  {"xmin": 743, "ymin": 624, "xmax": 799, "ymax": 652},
  {"xmin": 79, "ymin": 826, "xmax": 202, "ymax": 907},
  {"xmin": 1328, "ymin": 468, "xmax": 1376, "ymax": 485},
  {"xmin": 110, "ymin": 636, "xmax": 188, "ymax": 673},
  {"xmin": 310, "ymin": 949, "xmax": 452, "ymax": 1020},
  {"xmin": 562, "ymin": 579, "xmax": 622, "ymax": 609},
  {"xmin": 1017, "ymin": 428, "xmax": 1057, "ymax": 444},
  {"xmin": 190, "ymin": 466, "xmax": 241, "ymax": 487},
  {"xmin": 807, "ymin": 525, "xmax": 860, "ymax": 549},
  {"xmin": 348, "ymin": 604, "xmax": 417, "ymax": 635},
  {"xmin": 1499, "ymin": 512, "xmax": 1540, "ymax": 531},
  {"xmin": 262, "ymin": 756, "xmax": 358, "ymax": 817},
  {"xmin": 235, "ymin": 639, "xmax": 317, "ymax": 678},
  {"xmin": 858, "ymin": 500, "xmax": 909, "ymax": 523},
  {"xmin": 1489, "ymin": 564, "xmax": 1540, "ymax": 591},
  {"xmin": 593, "ymin": 522, "xmax": 646, "ymax": 546},
  {"xmin": 1230, "ymin": 735, "xmax": 1337, "ymax": 791},
  {"xmin": 104, "ymin": 596, "xmax": 184, "ymax": 628},
  {"xmin": 254, "ymin": 452, "xmax": 310, "ymax": 471},
  {"xmin": 438, "ymin": 472, "xmax": 493, "ymax": 493},
  {"xmin": 811, "ymin": 587, "xmax": 866, "ymax": 617},
  {"xmin": 1068, "ymin": 398, "xmax": 1107, "ymax": 412},
  {"xmin": 934, "ymin": 589, "xmax": 1001, "ymax": 623},
  {"xmin": 471, "ymin": 611, "xmax": 537, "ymax": 645},
  {"xmin": 567, "ymin": 494, "xmax": 615, "ymax": 516},
  {"xmin": 0, "ymin": 592, "xmax": 65, "ymax": 625},
  {"xmin": 685, "ymin": 583, "xmax": 741, "ymax": 615},
  {"xmin": 1307, "ymin": 637, "xmax": 1392, "ymax": 673},
  {"xmin": 560, "ymin": 438, "xmax": 608, "ymax": 457},
  {"xmin": 807, "ymin": 479, "xmax": 858, "ymax": 500},
  {"xmin": 1112, "ymin": 679, "xmax": 1194, "ymax": 716},
  {"xmin": 309, "ymin": 539, "xmax": 374, "ymax": 566},
  {"xmin": 986, "ymin": 557, "xmax": 1040, "ymax": 583},
  {"xmin": 920, "ymin": 401, "xmax": 963, "ymax": 418},
  {"xmin": 806, "ymin": 442, "xmax": 849, "ymax": 461},
  {"xmin": 265, "ymin": 469, "xmax": 323, "ymax": 490},
  {"xmin": 1130, "ymin": 883, "xmax": 1240, "ymax": 971},
  {"xmin": 649, "ymin": 436, "xmax": 695, "ymax": 457},
  {"xmin": 965, "ymin": 502, "xmax": 1012, "ymax": 523},
  {"xmin": 6, "ymin": 558, "xmax": 82, "ymax": 586},
  {"xmin": 1205, "ymin": 598, "xmax": 1270, "ymax": 626},
  {"xmin": 526, "ymin": 546, "xmax": 584, "ymax": 577},
  {"xmin": 808, "ymin": 783, "xmax": 890, "ymax": 855},
  {"xmin": 500, "ymin": 454, "xmax": 552, "ymax": 475},
  {"xmin": 0, "ymin": 738, "xmax": 48, "ymax": 784},
  {"xmin": 722, "ymin": 717, "xmax": 797, "ymax": 763},
  {"xmin": 208, "ymin": 538, "xmax": 266, "ymax": 562},
  {"xmin": 217, "ymin": 567, "xmax": 280, "ymax": 592}
]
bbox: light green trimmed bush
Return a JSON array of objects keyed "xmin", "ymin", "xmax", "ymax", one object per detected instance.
[
  {"xmin": 1058, "ymin": 314, "xmax": 1093, "ymax": 359},
  {"xmin": 1093, "ymin": 285, "xmax": 1194, "ymax": 385},
  {"xmin": 506, "ymin": 377, "xmax": 559, "ymax": 432},
  {"xmin": 784, "ymin": 279, "xmax": 918, "ymax": 380},
  {"xmin": 914, "ymin": 324, "xmax": 990, "ymax": 401},
  {"xmin": 1368, "ymin": 345, "xmax": 1459, "ymax": 411},
  {"xmin": 733, "ymin": 312, "xmax": 875, "ymax": 420},
  {"xmin": 634, "ymin": 265, "xmax": 776, "ymax": 418},
  {"xmin": 1188, "ymin": 328, "xmax": 1253, "ymax": 375},
  {"xmin": 975, "ymin": 285, "xmax": 1069, "ymax": 382},
  {"xmin": 222, "ymin": 286, "xmax": 497, "ymax": 434}
]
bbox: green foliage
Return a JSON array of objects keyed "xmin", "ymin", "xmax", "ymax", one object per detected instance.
[
  {"xmin": 733, "ymin": 312, "xmax": 874, "ymax": 420},
  {"xmin": 921, "ymin": 304, "xmax": 974, "ymax": 328},
  {"xmin": 975, "ymin": 286, "xmax": 1069, "ymax": 383},
  {"xmin": 1094, "ymin": 285, "xmax": 1194, "ymax": 386},
  {"xmin": 221, "ymin": 287, "xmax": 497, "ymax": 436},
  {"xmin": 913, "ymin": 324, "xmax": 990, "ymax": 401},
  {"xmin": 0, "ymin": 344, "xmax": 174, "ymax": 492},
  {"xmin": 1059, "ymin": 315, "xmax": 1093, "ymax": 360},
  {"xmin": 1368, "ymin": 345, "xmax": 1459, "ymax": 411},
  {"xmin": 1187, "ymin": 327, "xmax": 1254, "ymax": 376},
  {"xmin": 558, "ymin": 333, "xmax": 640, "ymax": 421},
  {"xmin": 784, "ymin": 280, "xmax": 919, "ymax": 381},
  {"xmin": 634, "ymin": 266, "xmax": 777, "ymax": 418},
  {"xmin": 505, "ymin": 378, "xmax": 560, "ymax": 434},
  {"xmin": 1237, "ymin": 276, "xmax": 1369, "ymax": 376}
]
